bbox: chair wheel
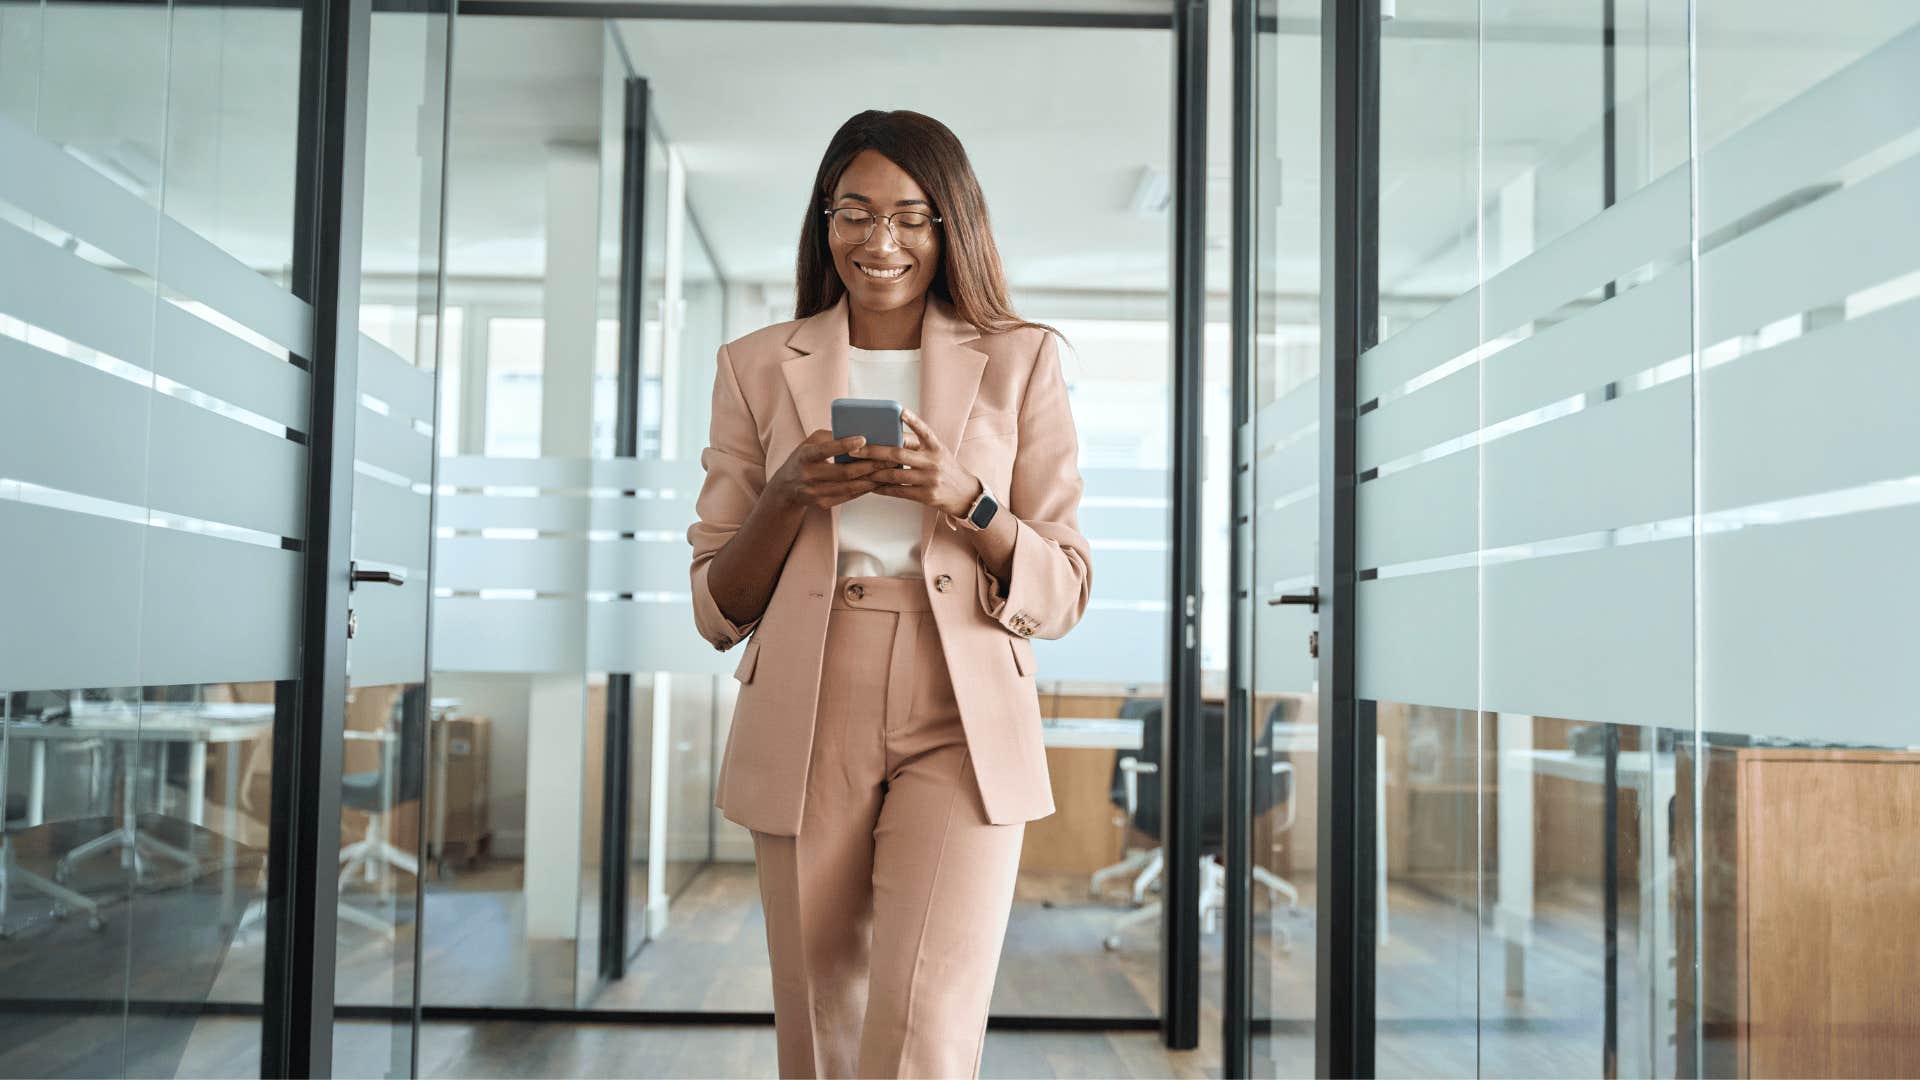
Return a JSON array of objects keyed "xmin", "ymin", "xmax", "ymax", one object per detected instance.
[
  {"xmin": 51, "ymin": 904, "xmax": 68, "ymax": 921},
  {"xmin": 89, "ymin": 916, "xmax": 105, "ymax": 932},
  {"xmin": 1103, "ymin": 935, "xmax": 1122, "ymax": 951}
]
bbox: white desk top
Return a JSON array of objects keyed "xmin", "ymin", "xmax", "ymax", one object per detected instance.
[{"xmin": 5, "ymin": 702, "xmax": 274, "ymax": 743}]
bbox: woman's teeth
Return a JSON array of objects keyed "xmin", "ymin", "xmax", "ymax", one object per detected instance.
[{"xmin": 858, "ymin": 263, "xmax": 908, "ymax": 279}]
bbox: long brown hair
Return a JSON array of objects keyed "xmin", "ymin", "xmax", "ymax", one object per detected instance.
[{"xmin": 794, "ymin": 110, "xmax": 1056, "ymax": 339}]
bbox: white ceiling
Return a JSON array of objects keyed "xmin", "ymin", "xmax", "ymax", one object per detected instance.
[{"xmin": 612, "ymin": 17, "xmax": 1178, "ymax": 292}]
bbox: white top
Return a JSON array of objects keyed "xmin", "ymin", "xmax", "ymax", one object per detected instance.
[{"xmin": 836, "ymin": 346, "xmax": 927, "ymax": 578}]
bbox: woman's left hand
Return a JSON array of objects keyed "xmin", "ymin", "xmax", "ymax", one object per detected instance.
[{"xmin": 850, "ymin": 407, "xmax": 982, "ymax": 518}]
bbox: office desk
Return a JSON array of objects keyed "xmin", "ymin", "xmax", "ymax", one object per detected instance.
[{"xmin": 6, "ymin": 702, "xmax": 272, "ymax": 835}]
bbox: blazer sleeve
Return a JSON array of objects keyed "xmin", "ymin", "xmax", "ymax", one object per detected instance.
[
  {"xmin": 974, "ymin": 329, "xmax": 1093, "ymax": 639},
  {"xmin": 687, "ymin": 342, "xmax": 764, "ymax": 651}
]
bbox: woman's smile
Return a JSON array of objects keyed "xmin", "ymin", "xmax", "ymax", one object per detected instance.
[{"xmin": 854, "ymin": 260, "xmax": 911, "ymax": 280}]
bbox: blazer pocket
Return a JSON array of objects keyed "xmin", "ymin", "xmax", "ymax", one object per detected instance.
[
  {"xmin": 1008, "ymin": 635, "xmax": 1036, "ymax": 677},
  {"xmin": 733, "ymin": 636, "xmax": 763, "ymax": 683},
  {"xmin": 961, "ymin": 408, "xmax": 1019, "ymax": 442}
]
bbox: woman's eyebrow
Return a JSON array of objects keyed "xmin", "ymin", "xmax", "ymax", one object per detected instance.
[{"xmin": 836, "ymin": 192, "xmax": 930, "ymax": 208}]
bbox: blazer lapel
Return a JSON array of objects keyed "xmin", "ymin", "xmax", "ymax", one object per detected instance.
[
  {"xmin": 918, "ymin": 295, "xmax": 990, "ymax": 454},
  {"xmin": 782, "ymin": 294, "xmax": 851, "ymax": 438},
  {"xmin": 916, "ymin": 296, "xmax": 989, "ymax": 555}
]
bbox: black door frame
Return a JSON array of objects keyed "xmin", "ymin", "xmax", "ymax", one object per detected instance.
[
  {"xmin": 265, "ymin": 0, "xmax": 374, "ymax": 1072},
  {"xmin": 1223, "ymin": 0, "xmax": 1381, "ymax": 1075}
]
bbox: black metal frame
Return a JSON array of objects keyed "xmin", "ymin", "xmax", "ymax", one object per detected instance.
[
  {"xmin": 455, "ymin": 1, "xmax": 1168, "ymax": 27},
  {"xmin": 1223, "ymin": 0, "xmax": 1256, "ymax": 1071},
  {"xmin": 264, "ymin": 0, "xmax": 372, "ymax": 1073},
  {"xmin": 598, "ymin": 73, "xmax": 651, "ymax": 986},
  {"xmin": 1314, "ymin": 0, "xmax": 1378, "ymax": 1076},
  {"xmin": 1161, "ymin": 0, "xmax": 1208, "ymax": 1054}
]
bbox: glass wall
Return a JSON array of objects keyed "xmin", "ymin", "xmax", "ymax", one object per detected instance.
[
  {"xmin": 1246, "ymin": 1, "xmax": 1321, "ymax": 1074},
  {"xmin": 1330, "ymin": 2, "xmax": 1920, "ymax": 1076},
  {"xmin": 0, "ymin": 1, "xmax": 311, "ymax": 1075}
]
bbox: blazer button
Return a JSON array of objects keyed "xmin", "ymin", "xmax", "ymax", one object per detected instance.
[
  {"xmin": 934, "ymin": 573, "xmax": 953, "ymax": 593},
  {"xmin": 846, "ymin": 582, "xmax": 865, "ymax": 601}
]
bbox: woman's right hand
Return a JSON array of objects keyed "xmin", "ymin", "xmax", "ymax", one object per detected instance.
[{"xmin": 767, "ymin": 430, "xmax": 891, "ymax": 510}]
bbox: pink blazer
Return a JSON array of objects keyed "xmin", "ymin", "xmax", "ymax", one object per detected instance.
[{"xmin": 687, "ymin": 293, "xmax": 1093, "ymax": 836}]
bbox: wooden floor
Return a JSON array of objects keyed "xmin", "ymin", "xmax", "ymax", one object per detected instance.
[{"xmin": 1, "ymin": 838, "xmax": 1636, "ymax": 1079}]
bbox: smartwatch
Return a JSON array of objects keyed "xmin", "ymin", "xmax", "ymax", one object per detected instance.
[{"xmin": 959, "ymin": 480, "xmax": 1000, "ymax": 531}]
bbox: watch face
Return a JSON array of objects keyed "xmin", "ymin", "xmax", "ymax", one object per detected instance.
[{"xmin": 969, "ymin": 491, "xmax": 998, "ymax": 528}]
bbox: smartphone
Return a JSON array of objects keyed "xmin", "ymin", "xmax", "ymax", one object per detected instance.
[{"xmin": 831, "ymin": 397, "xmax": 904, "ymax": 464}]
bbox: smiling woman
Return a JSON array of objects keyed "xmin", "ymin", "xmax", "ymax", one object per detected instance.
[{"xmin": 685, "ymin": 109, "xmax": 1092, "ymax": 1079}]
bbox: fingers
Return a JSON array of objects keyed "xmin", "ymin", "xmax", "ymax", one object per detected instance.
[
  {"xmin": 801, "ymin": 432, "xmax": 868, "ymax": 462},
  {"xmin": 900, "ymin": 408, "xmax": 942, "ymax": 452},
  {"xmin": 805, "ymin": 478, "xmax": 881, "ymax": 506},
  {"xmin": 867, "ymin": 482, "xmax": 931, "ymax": 503},
  {"xmin": 850, "ymin": 442, "xmax": 933, "ymax": 469}
]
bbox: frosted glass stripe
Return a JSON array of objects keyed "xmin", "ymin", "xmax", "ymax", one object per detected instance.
[
  {"xmin": 1697, "ymin": 22, "xmax": 1920, "ymax": 240},
  {"xmin": 592, "ymin": 456, "xmax": 711, "ymax": 491},
  {"xmin": 140, "ymin": 527, "xmax": 302, "ymax": 686},
  {"xmin": 1481, "ymin": 379, "xmax": 1692, "ymax": 549},
  {"xmin": 1359, "ymin": 364, "xmax": 1476, "ymax": 473},
  {"xmin": 354, "ymin": 472, "xmax": 430, "ymax": 571},
  {"xmin": 155, "ymin": 219, "xmax": 310, "ymax": 356},
  {"xmin": 1256, "ymin": 376, "xmax": 1318, "ymax": 452},
  {"xmin": 347, "ymin": 583, "xmax": 428, "ymax": 688},
  {"xmin": 1252, "ymin": 600, "xmax": 1316, "ymax": 693},
  {"xmin": 1359, "ymin": 289, "xmax": 1478, "ymax": 403},
  {"xmin": 1480, "ymin": 170, "xmax": 1690, "ymax": 337},
  {"xmin": 1254, "ymin": 436, "xmax": 1317, "ymax": 509},
  {"xmin": 0, "ymin": 214, "xmax": 155, "ymax": 368},
  {"xmin": 436, "ymin": 538, "xmax": 585, "ymax": 593},
  {"xmin": 1355, "ymin": 570, "xmax": 1476, "ymax": 710},
  {"xmin": 0, "ymin": 335, "xmax": 151, "ymax": 507},
  {"xmin": 1697, "ymin": 150, "xmax": 1920, "ymax": 346},
  {"xmin": 354, "ymin": 405, "xmax": 433, "ymax": 486},
  {"xmin": 588, "ymin": 601, "xmax": 734, "ymax": 676},
  {"xmin": 1357, "ymin": 451, "xmax": 1476, "ymax": 570},
  {"xmin": 1703, "ymin": 298, "xmax": 1920, "ymax": 512},
  {"xmin": 432, "ymin": 597, "xmax": 586, "ymax": 673},
  {"xmin": 1703, "ymin": 503, "xmax": 1920, "ymax": 747},
  {"xmin": 359, "ymin": 335, "xmax": 434, "ymax": 424},
  {"xmin": 153, "ymin": 301, "xmax": 308, "ymax": 432},
  {"xmin": 146, "ymin": 393, "xmax": 306, "ymax": 540},
  {"xmin": 438, "ymin": 456, "xmax": 594, "ymax": 489},
  {"xmin": 1083, "ymin": 547, "xmax": 1166, "ymax": 604},
  {"xmin": 1481, "ymin": 541, "xmax": 1692, "ymax": 729},
  {"xmin": 0, "ymin": 500, "xmax": 146, "ymax": 691},
  {"xmin": 1481, "ymin": 267, "xmax": 1691, "ymax": 424},
  {"xmin": 1254, "ymin": 497, "xmax": 1317, "ymax": 582},
  {"xmin": 0, "ymin": 111, "xmax": 159, "ymax": 278}
]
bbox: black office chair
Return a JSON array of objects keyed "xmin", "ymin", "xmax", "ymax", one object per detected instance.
[{"xmin": 1098, "ymin": 699, "xmax": 1298, "ymax": 950}]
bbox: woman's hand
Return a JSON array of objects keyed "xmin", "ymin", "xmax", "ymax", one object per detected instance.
[
  {"xmin": 767, "ymin": 430, "xmax": 891, "ymax": 511},
  {"xmin": 853, "ymin": 407, "xmax": 982, "ymax": 518}
]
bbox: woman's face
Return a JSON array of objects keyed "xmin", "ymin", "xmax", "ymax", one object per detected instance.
[{"xmin": 826, "ymin": 149, "xmax": 942, "ymax": 316}]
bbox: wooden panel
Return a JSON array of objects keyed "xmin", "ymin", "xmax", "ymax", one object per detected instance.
[
  {"xmin": 1741, "ymin": 750, "xmax": 1920, "ymax": 1079},
  {"xmin": 1680, "ymin": 747, "xmax": 1920, "ymax": 1078}
]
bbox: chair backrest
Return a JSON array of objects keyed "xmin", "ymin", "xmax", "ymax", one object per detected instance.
[{"xmin": 1110, "ymin": 698, "xmax": 1297, "ymax": 847}]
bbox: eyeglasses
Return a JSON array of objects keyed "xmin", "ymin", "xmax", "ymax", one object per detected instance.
[{"xmin": 824, "ymin": 206, "xmax": 942, "ymax": 248}]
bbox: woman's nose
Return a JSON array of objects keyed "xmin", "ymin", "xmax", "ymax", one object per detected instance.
[{"xmin": 864, "ymin": 221, "xmax": 900, "ymax": 254}]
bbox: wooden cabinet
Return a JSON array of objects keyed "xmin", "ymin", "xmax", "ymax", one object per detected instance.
[{"xmin": 1677, "ymin": 747, "xmax": 1920, "ymax": 1078}]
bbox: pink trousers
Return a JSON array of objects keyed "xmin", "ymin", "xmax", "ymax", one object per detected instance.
[{"xmin": 750, "ymin": 575, "xmax": 1026, "ymax": 1079}]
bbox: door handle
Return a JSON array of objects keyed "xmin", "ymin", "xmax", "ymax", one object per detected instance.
[
  {"xmin": 350, "ymin": 562, "xmax": 407, "ymax": 589},
  {"xmin": 1266, "ymin": 586, "xmax": 1319, "ymax": 613}
]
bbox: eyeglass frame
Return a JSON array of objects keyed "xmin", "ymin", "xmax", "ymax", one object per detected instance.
[{"xmin": 822, "ymin": 206, "xmax": 944, "ymax": 248}]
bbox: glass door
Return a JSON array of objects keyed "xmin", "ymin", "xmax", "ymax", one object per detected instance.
[
  {"xmin": 329, "ymin": 1, "xmax": 453, "ymax": 1074},
  {"xmin": 1236, "ymin": 0, "xmax": 1325, "ymax": 1075}
]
